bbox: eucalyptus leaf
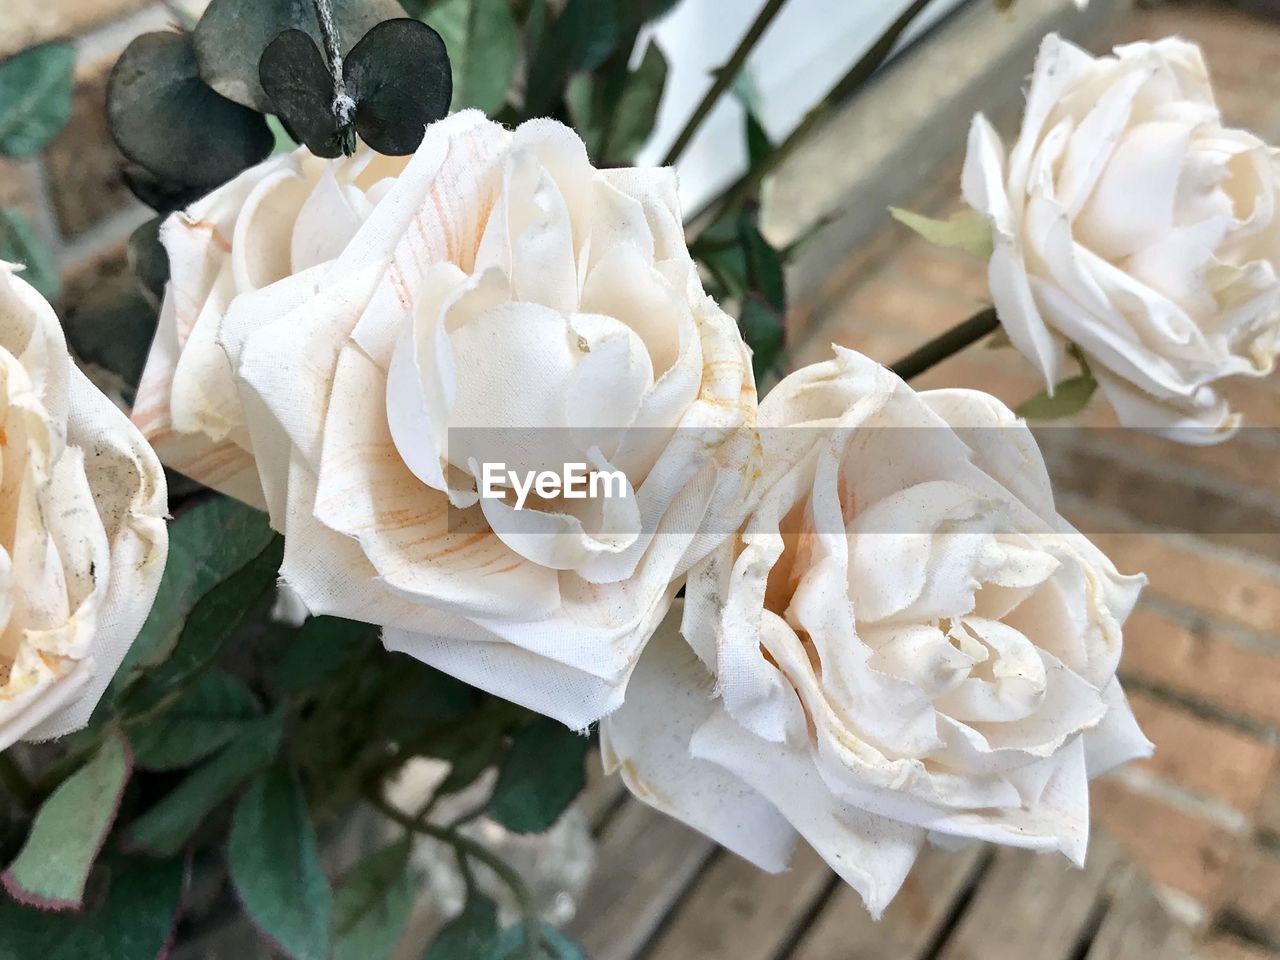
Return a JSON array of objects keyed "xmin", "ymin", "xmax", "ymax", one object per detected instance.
[
  {"xmin": 126, "ymin": 710, "xmax": 285, "ymax": 857},
  {"xmin": 116, "ymin": 497, "xmax": 278, "ymax": 690},
  {"xmin": 131, "ymin": 670, "xmax": 261, "ymax": 771},
  {"xmin": 122, "ymin": 165, "xmax": 208, "ymax": 214},
  {"xmin": 345, "ymin": 18, "xmax": 452, "ymax": 155},
  {"xmin": 127, "ymin": 216, "xmax": 170, "ymax": 307},
  {"xmin": 258, "ymin": 29, "xmax": 347, "ymax": 158},
  {"xmin": 194, "ymin": 0, "xmax": 403, "ymax": 112},
  {"xmin": 61, "ymin": 271, "xmax": 157, "ymax": 397},
  {"xmin": 108, "ymin": 31, "xmax": 274, "ymax": 187},
  {"xmin": 0, "ymin": 208, "xmax": 60, "ymax": 301},
  {"xmin": 332, "ymin": 840, "xmax": 415, "ymax": 960},
  {"xmin": 0, "ymin": 855, "xmax": 184, "ymax": 960},
  {"xmin": 1015, "ymin": 373, "xmax": 1098, "ymax": 421},
  {"xmin": 486, "ymin": 717, "xmax": 588, "ymax": 834},
  {"xmin": 423, "ymin": 895, "xmax": 502, "ymax": 960},
  {"xmin": 2, "ymin": 734, "xmax": 131, "ymax": 910},
  {"xmin": 229, "ymin": 764, "xmax": 333, "ymax": 960},
  {"xmin": 0, "ymin": 43, "xmax": 75, "ymax": 157},
  {"xmin": 889, "ymin": 206, "xmax": 995, "ymax": 259}
]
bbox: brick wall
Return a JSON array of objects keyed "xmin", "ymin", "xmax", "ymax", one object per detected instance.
[{"xmin": 796, "ymin": 4, "xmax": 1280, "ymax": 957}]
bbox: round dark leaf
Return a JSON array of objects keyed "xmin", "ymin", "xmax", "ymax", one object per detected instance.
[
  {"xmin": 194, "ymin": 0, "xmax": 404, "ymax": 112},
  {"xmin": 122, "ymin": 165, "xmax": 208, "ymax": 213},
  {"xmin": 62, "ymin": 271, "xmax": 159, "ymax": 399},
  {"xmin": 128, "ymin": 217, "xmax": 171, "ymax": 309},
  {"xmin": 108, "ymin": 32, "xmax": 274, "ymax": 187},
  {"xmin": 259, "ymin": 29, "xmax": 345, "ymax": 159},
  {"xmin": 344, "ymin": 19, "xmax": 451, "ymax": 156}
]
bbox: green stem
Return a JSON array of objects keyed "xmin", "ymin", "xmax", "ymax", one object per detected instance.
[
  {"xmin": 660, "ymin": 0, "xmax": 790, "ymax": 167},
  {"xmin": 889, "ymin": 306, "xmax": 999, "ymax": 381},
  {"xmin": 706, "ymin": 0, "xmax": 933, "ymax": 218},
  {"xmin": 367, "ymin": 791, "xmax": 541, "ymax": 959},
  {"xmin": 0, "ymin": 753, "xmax": 39, "ymax": 809}
]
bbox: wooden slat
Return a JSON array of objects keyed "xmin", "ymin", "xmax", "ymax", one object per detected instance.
[
  {"xmin": 645, "ymin": 844, "xmax": 834, "ymax": 960},
  {"xmin": 568, "ymin": 798, "xmax": 717, "ymax": 960},
  {"xmin": 787, "ymin": 843, "xmax": 987, "ymax": 960},
  {"xmin": 937, "ymin": 835, "xmax": 1124, "ymax": 960},
  {"xmin": 1085, "ymin": 866, "xmax": 1198, "ymax": 960}
]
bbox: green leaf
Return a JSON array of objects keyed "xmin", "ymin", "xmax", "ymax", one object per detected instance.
[
  {"xmin": 193, "ymin": 0, "xmax": 404, "ymax": 112},
  {"xmin": 486, "ymin": 717, "xmax": 588, "ymax": 834},
  {"xmin": 375, "ymin": 659, "xmax": 476, "ymax": 741},
  {"xmin": 126, "ymin": 710, "xmax": 284, "ymax": 857},
  {"xmin": 229, "ymin": 764, "xmax": 333, "ymax": 960},
  {"xmin": 603, "ymin": 41, "xmax": 667, "ymax": 162},
  {"xmin": 332, "ymin": 840, "xmax": 415, "ymax": 960},
  {"xmin": 267, "ymin": 114, "xmax": 298, "ymax": 153},
  {"xmin": 889, "ymin": 207, "xmax": 995, "ymax": 259},
  {"xmin": 426, "ymin": 0, "xmax": 518, "ymax": 114},
  {"xmin": 263, "ymin": 616, "xmax": 381, "ymax": 697},
  {"xmin": 0, "ymin": 43, "xmax": 75, "ymax": 157},
  {"xmin": 739, "ymin": 213, "xmax": 786, "ymax": 313},
  {"xmin": 0, "ymin": 208, "xmax": 60, "ymax": 301},
  {"xmin": 116, "ymin": 496, "xmax": 277, "ymax": 689},
  {"xmin": 740, "ymin": 295, "xmax": 785, "ymax": 385},
  {"xmin": 495, "ymin": 924, "xmax": 588, "ymax": 960},
  {"xmin": 423, "ymin": 896, "xmax": 502, "ymax": 960},
  {"xmin": 524, "ymin": 0, "xmax": 620, "ymax": 116},
  {"xmin": 1015, "ymin": 373, "xmax": 1098, "ymax": 421},
  {"xmin": 2, "ymin": 734, "xmax": 131, "ymax": 910},
  {"xmin": 108, "ymin": 31, "xmax": 274, "ymax": 188},
  {"xmin": 426, "ymin": 721, "xmax": 506, "ymax": 798},
  {"xmin": 0, "ymin": 855, "xmax": 184, "ymax": 960},
  {"xmin": 131, "ymin": 670, "xmax": 261, "ymax": 771},
  {"xmin": 61, "ymin": 268, "xmax": 157, "ymax": 400}
]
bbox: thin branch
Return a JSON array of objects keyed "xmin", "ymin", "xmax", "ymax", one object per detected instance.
[
  {"xmin": 889, "ymin": 306, "xmax": 999, "ymax": 381},
  {"xmin": 661, "ymin": 0, "xmax": 790, "ymax": 167},
  {"xmin": 706, "ymin": 0, "xmax": 934, "ymax": 220}
]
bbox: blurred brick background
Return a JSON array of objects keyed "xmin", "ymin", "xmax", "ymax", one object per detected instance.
[
  {"xmin": 794, "ymin": 4, "xmax": 1280, "ymax": 958},
  {"xmin": 1, "ymin": 0, "xmax": 1278, "ymax": 957}
]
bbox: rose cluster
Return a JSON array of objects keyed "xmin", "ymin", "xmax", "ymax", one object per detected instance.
[{"xmin": 123, "ymin": 95, "xmax": 1169, "ymax": 913}]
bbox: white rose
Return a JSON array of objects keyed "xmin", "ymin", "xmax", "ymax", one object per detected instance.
[
  {"xmin": 0, "ymin": 264, "xmax": 168, "ymax": 750},
  {"xmin": 602, "ymin": 347, "xmax": 1151, "ymax": 916},
  {"xmin": 175, "ymin": 111, "xmax": 757, "ymax": 729},
  {"xmin": 132, "ymin": 147, "xmax": 409, "ymax": 506},
  {"xmin": 964, "ymin": 34, "xmax": 1280, "ymax": 443}
]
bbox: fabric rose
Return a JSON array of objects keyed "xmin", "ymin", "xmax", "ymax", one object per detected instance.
[
  {"xmin": 964, "ymin": 34, "xmax": 1280, "ymax": 443},
  {"xmin": 170, "ymin": 111, "xmax": 758, "ymax": 729},
  {"xmin": 602, "ymin": 347, "xmax": 1151, "ymax": 916},
  {"xmin": 132, "ymin": 147, "xmax": 409, "ymax": 506},
  {"xmin": 0, "ymin": 263, "xmax": 168, "ymax": 751}
]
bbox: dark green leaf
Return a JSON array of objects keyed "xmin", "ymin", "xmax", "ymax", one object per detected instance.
[
  {"xmin": 131, "ymin": 670, "xmax": 261, "ymax": 771},
  {"xmin": 0, "ymin": 208, "xmax": 60, "ymax": 301},
  {"xmin": 258, "ymin": 29, "xmax": 347, "ymax": 159},
  {"xmin": 0, "ymin": 855, "xmax": 184, "ymax": 960},
  {"xmin": 427, "ymin": 721, "xmax": 505, "ymax": 798},
  {"xmin": 375, "ymin": 659, "xmax": 476, "ymax": 741},
  {"xmin": 602, "ymin": 40, "xmax": 667, "ymax": 162},
  {"xmin": 332, "ymin": 840, "xmax": 414, "ymax": 960},
  {"xmin": 423, "ymin": 896, "xmax": 502, "ymax": 960},
  {"xmin": 116, "ymin": 497, "xmax": 277, "ymax": 690},
  {"xmin": 486, "ymin": 717, "xmax": 588, "ymax": 834},
  {"xmin": 495, "ymin": 923, "xmax": 588, "ymax": 960},
  {"xmin": 738, "ymin": 213, "xmax": 786, "ymax": 314},
  {"xmin": 740, "ymin": 295, "xmax": 785, "ymax": 385},
  {"xmin": 2, "ymin": 734, "xmax": 131, "ymax": 910},
  {"xmin": 1015, "ymin": 373, "xmax": 1098, "ymax": 421},
  {"xmin": 399, "ymin": 0, "xmax": 430, "ymax": 15},
  {"xmin": 524, "ymin": 0, "xmax": 620, "ymax": 116},
  {"xmin": 60, "ymin": 271, "xmax": 156, "ymax": 401},
  {"xmin": 263, "ymin": 615, "xmax": 381, "ymax": 697},
  {"xmin": 229, "ymin": 764, "xmax": 332, "ymax": 960},
  {"xmin": 108, "ymin": 31, "xmax": 274, "ymax": 187},
  {"xmin": 194, "ymin": 0, "xmax": 404, "ymax": 112},
  {"xmin": 126, "ymin": 710, "xmax": 284, "ymax": 857},
  {"xmin": 0, "ymin": 43, "xmax": 75, "ymax": 157},
  {"xmin": 345, "ymin": 18, "xmax": 452, "ymax": 156},
  {"xmin": 127, "ymin": 217, "xmax": 170, "ymax": 308}
]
